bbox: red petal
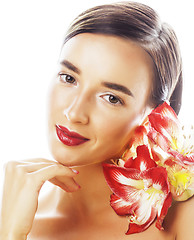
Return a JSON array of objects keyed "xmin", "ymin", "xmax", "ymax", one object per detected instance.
[
  {"xmin": 184, "ymin": 154, "xmax": 194, "ymax": 165},
  {"xmin": 156, "ymin": 193, "xmax": 172, "ymax": 230},
  {"xmin": 102, "ymin": 164, "xmax": 142, "ymax": 201},
  {"xmin": 149, "ymin": 113, "xmax": 178, "ymax": 142},
  {"xmin": 125, "ymin": 145, "xmax": 157, "ymax": 171},
  {"xmin": 151, "ymin": 147, "xmax": 164, "ymax": 163},
  {"xmin": 124, "ymin": 157, "xmax": 134, "ymax": 168},
  {"xmin": 143, "ymin": 167, "xmax": 170, "ymax": 194},
  {"xmin": 148, "ymin": 103, "xmax": 180, "ymax": 155},
  {"xmin": 110, "ymin": 194, "xmax": 134, "ymax": 216},
  {"xmin": 148, "ymin": 124, "xmax": 170, "ymax": 151},
  {"xmin": 126, "ymin": 208, "xmax": 157, "ymax": 234},
  {"xmin": 169, "ymin": 150, "xmax": 194, "ymax": 166},
  {"xmin": 148, "ymin": 113, "xmax": 168, "ymax": 133},
  {"xmin": 153, "ymin": 102, "xmax": 178, "ymax": 121},
  {"xmin": 164, "ymin": 158, "xmax": 177, "ymax": 167}
]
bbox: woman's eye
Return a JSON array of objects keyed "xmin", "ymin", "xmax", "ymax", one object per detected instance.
[
  {"xmin": 59, "ymin": 73, "xmax": 76, "ymax": 84},
  {"xmin": 102, "ymin": 94, "xmax": 124, "ymax": 105}
]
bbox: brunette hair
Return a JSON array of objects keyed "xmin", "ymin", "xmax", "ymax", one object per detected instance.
[{"xmin": 63, "ymin": 1, "xmax": 183, "ymax": 114}]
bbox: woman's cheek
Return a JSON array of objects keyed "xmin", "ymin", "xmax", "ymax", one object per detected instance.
[
  {"xmin": 95, "ymin": 114, "xmax": 133, "ymax": 144},
  {"xmin": 96, "ymin": 109, "xmax": 145, "ymax": 154},
  {"xmin": 50, "ymin": 85, "xmax": 70, "ymax": 107}
]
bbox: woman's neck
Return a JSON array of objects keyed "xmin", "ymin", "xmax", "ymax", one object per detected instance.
[{"xmin": 55, "ymin": 162, "xmax": 113, "ymax": 218}]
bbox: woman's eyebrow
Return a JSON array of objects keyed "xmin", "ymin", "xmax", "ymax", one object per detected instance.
[
  {"xmin": 102, "ymin": 82, "xmax": 134, "ymax": 97},
  {"xmin": 60, "ymin": 60, "xmax": 81, "ymax": 74}
]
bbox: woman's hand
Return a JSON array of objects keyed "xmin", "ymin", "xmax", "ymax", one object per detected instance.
[{"xmin": 0, "ymin": 159, "xmax": 80, "ymax": 240}]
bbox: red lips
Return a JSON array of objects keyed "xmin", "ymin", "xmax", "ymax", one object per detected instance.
[{"xmin": 55, "ymin": 125, "xmax": 89, "ymax": 146}]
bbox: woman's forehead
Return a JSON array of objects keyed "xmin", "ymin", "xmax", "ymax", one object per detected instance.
[{"xmin": 60, "ymin": 34, "xmax": 153, "ymax": 74}]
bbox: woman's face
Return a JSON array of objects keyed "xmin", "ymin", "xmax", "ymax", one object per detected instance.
[{"xmin": 48, "ymin": 33, "xmax": 153, "ymax": 167}]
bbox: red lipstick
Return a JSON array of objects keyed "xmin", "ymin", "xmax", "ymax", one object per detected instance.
[{"xmin": 55, "ymin": 125, "xmax": 89, "ymax": 146}]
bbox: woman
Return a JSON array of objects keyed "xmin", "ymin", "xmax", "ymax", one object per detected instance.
[{"xmin": 0, "ymin": 2, "xmax": 193, "ymax": 239}]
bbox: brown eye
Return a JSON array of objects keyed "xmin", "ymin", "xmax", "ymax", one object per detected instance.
[
  {"xmin": 102, "ymin": 94, "xmax": 124, "ymax": 106},
  {"xmin": 109, "ymin": 95, "xmax": 120, "ymax": 104},
  {"xmin": 59, "ymin": 74, "xmax": 76, "ymax": 84}
]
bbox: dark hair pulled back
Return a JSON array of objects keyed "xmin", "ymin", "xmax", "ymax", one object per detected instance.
[{"xmin": 63, "ymin": 1, "xmax": 183, "ymax": 114}]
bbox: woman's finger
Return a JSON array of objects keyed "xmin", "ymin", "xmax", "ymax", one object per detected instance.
[
  {"xmin": 15, "ymin": 162, "xmax": 56, "ymax": 173},
  {"xmin": 49, "ymin": 177, "xmax": 80, "ymax": 192},
  {"xmin": 29, "ymin": 164, "xmax": 79, "ymax": 189}
]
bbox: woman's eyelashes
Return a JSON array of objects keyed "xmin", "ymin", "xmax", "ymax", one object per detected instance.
[
  {"xmin": 58, "ymin": 73, "xmax": 77, "ymax": 85},
  {"xmin": 101, "ymin": 94, "xmax": 124, "ymax": 106}
]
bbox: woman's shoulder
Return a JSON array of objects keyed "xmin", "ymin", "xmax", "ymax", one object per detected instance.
[{"xmin": 172, "ymin": 196, "xmax": 194, "ymax": 239}]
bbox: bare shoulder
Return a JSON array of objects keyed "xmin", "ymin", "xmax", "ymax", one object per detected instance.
[{"xmin": 173, "ymin": 196, "xmax": 194, "ymax": 240}]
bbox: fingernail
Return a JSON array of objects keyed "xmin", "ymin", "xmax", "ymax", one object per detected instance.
[{"xmin": 72, "ymin": 169, "xmax": 79, "ymax": 174}]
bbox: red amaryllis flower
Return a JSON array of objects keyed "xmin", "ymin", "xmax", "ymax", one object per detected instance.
[
  {"xmin": 148, "ymin": 102, "xmax": 194, "ymax": 200},
  {"xmin": 103, "ymin": 145, "xmax": 172, "ymax": 234}
]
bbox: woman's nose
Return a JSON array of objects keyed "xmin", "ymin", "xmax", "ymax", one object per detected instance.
[{"xmin": 64, "ymin": 95, "xmax": 90, "ymax": 125}]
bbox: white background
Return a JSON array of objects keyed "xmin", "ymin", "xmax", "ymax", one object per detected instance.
[{"xmin": 0, "ymin": 0, "xmax": 194, "ymax": 190}]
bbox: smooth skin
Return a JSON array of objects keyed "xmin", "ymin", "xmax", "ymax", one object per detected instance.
[{"xmin": 0, "ymin": 34, "xmax": 193, "ymax": 240}]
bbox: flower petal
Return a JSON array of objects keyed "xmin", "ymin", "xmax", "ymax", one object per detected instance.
[
  {"xmin": 126, "ymin": 207, "xmax": 157, "ymax": 234},
  {"xmin": 149, "ymin": 113, "xmax": 179, "ymax": 149},
  {"xmin": 152, "ymin": 102, "xmax": 178, "ymax": 122},
  {"xmin": 110, "ymin": 194, "xmax": 134, "ymax": 216},
  {"xmin": 102, "ymin": 164, "xmax": 143, "ymax": 201},
  {"xmin": 124, "ymin": 145, "xmax": 157, "ymax": 171},
  {"xmin": 143, "ymin": 167, "xmax": 170, "ymax": 194},
  {"xmin": 156, "ymin": 193, "xmax": 172, "ymax": 230},
  {"xmin": 148, "ymin": 123, "xmax": 170, "ymax": 151},
  {"xmin": 169, "ymin": 150, "xmax": 194, "ymax": 166}
]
